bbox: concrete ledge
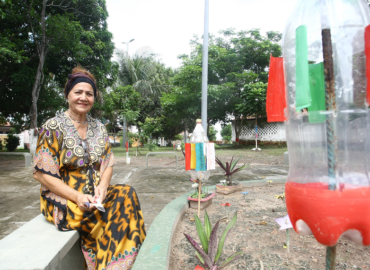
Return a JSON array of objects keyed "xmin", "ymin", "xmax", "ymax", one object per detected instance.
[
  {"xmin": 0, "ymin": 214, "xmax": 84, "ymax": 270},
  {"xmin": 132, "ymin": 178, "xmax": 286, "ymax": 270},
  {"xmin": 0, "ymin": 152, "xmax": 32, "ymax": 167},
  {"xmin": 132, "ymin": 190, "xmax": 189, "ymax": 270}
]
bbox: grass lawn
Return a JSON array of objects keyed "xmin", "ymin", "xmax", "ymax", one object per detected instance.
[
  {"xmin": 215, "ymin": 145, "xmax": 287, "ymax": 156},
  {"xmin": 112, "ymin": 145, "xmax": 288, "ymax": 164},
  {"xmin": 0, "ymin": 149, "xmax": 30, "ymax": 153}
]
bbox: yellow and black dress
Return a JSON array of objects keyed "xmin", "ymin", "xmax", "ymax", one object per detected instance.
[{"xmin": 33, "ymin": 112, "xmax": 146, "ymax": 270}]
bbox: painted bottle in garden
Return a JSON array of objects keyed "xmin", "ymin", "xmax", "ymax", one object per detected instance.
[
  {"xmin": 282, "ymin": 0, "xmax": 370, "ymax": 246},
  {"xmin": 189, "ymin": 119, "xmax": 210, "ymax": 182}
]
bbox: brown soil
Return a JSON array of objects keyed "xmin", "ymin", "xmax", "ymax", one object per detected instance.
[{"xmin": 169, "ymin": 183, "xmax": 370, "ymax": 270}]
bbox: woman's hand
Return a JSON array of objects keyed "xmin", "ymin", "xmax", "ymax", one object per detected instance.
[
  {"xmin": 95, "ymin": 184, "xmax": 108, "ymax": 203},
  {"xmin": 76, "ymin": 193, "xmax": 95, "ymax": 211}
]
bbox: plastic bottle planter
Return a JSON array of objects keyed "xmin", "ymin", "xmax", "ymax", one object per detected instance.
[
  {"xmin": 286, "ymin": 182, "xmax": 370, "ymax": 246},
  {"xmin": 187, "ymin": 192, "xmax": 216, "ymax": 210},
  {"xmin": 282, "ymin": 0, "xmax": 370, "ymax": 246},
  {"xmin": 184, "ymin": 119, "xmax": 216, "ymax": 216},
  {"xmin": 216, "ymin": 183, "xmax": 242, "ymax": 195}
]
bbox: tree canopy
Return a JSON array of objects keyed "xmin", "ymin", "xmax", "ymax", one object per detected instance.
[
  {"xmin": 161, "ymin": 28, "xmax": 282, "ymax": 142},
  {"xmin": 2, "ymin": 17, "xmax": 282, "ymax": 144},
  {"xmin": 0, "ymin": 0, "xmax": 117, "ymax": 129}
]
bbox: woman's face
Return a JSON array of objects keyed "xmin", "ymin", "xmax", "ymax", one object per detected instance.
[{"xmin": 67, "ymin": 82, "xmax": 94, "ymax": 115}]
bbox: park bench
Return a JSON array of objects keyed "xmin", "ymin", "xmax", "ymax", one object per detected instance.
[
  {"xmin": 146, "ymin": 152, "xmax": 178, "ymax": 169},
  {"xmin": 0, "ymin": 152, "xmax": 32, "ymax": 167},
  {"xmin": 0, "ymin": 214, "xmax": 84, "ymax": 270}
]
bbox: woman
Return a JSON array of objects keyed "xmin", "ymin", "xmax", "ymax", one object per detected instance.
[{"xmin": 33, "ymin": 66, "xmax": 146, "ymax": 270}]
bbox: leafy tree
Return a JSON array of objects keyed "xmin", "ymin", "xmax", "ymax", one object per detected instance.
[
  {"xmin": 173, "ymin": 134, "xmax": 183, "ymax": 141},
  {"xmin": 163, "ymin": 29, "xmax": 281, "ymax": 143},
  {"xmin": 113, "ymin": 48, "xmax": 173, "ymax": 138},
  {"xmin": 102, "ymin": 85, "xmax": 141, "ymax": 133},
  {"xmin": 160, "ymin": 50, "xmax": 231, "ymax": 139},
  {"xmin": 236, "ymin": 82, "xmax": 268, "ymax": 119},
  {"xmin": 0, "ymin": 0, "xmax": 117, "ymax": 129},
  {"xmin": 138, "ymin": 117, "xmax": 163, "ymax": 142}
]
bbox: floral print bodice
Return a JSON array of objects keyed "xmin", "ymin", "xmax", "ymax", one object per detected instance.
[{"xmin": 34, "ymin": 112, "xmax": 116, "ymax": 195}]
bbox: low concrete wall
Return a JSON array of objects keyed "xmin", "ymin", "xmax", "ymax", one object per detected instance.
[
  {"xmin": 0, "ymin": 152, "xmax": 32, "ymax": 167},
  {"xmin": 0, "ymin": 214, "xmax": 83, "ymax": 270}
]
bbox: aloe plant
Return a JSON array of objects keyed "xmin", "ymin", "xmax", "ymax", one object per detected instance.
[
  {"xmin": 215, "ymin": 156, "xmax": 249, "ymax": 186},
  {"xmin": 183, "ymin": 211, "xmax": 242, "ymax": 270}
]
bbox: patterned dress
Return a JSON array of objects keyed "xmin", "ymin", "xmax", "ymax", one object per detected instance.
[{"xmin": 33, "ymin": 112, "xmax": 146, "ymax": 270}]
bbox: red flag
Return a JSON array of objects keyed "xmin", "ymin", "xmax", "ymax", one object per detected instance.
[
  {"xmin": 266, "ymin": 55, "xmax": 287, "ymax": 122},
  {"xmin": 365, "ymin": 25, "xmax": 370, "ymax": 105},
  {"xmin": 185, "ymin": 143, "xmax": 191, "ymax": 171}
]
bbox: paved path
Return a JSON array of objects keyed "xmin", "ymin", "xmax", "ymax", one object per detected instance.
[{"xmin": 0, "ymin": 154, "xmax": 289, "ymax": 239}]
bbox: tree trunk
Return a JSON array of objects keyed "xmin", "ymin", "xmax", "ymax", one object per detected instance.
[
  {"xmin": 184, "ymin": 122, "xmax": 186, "ymax": 144},
  {"xmin": 29, "ymin": 0, "xmax": 48, "ymax": 158},
  {"xmin": 234, "ymin": 115, "xmax": 244, "ymax": 146}
]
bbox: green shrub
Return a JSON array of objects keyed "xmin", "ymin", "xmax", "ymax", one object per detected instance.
[
  {"xmin": 144, "ymin": 143, "xmax": 157, "ymax": 152},
  {"xmin": 5, "ymin": 132, "xmax": 20, "ymax": 152},
  {"xmin": 174, "ymin": 134, "xmax": 183, "ymax": 141},
  {"xmin": 214, "ymin": 143, "xmax": 220, "ymax": 149},
  {"xmin": 223, "ymin": 135, "xmax": 232, "ymax": 143},
  {"xmin": 0, "ymin": 139, "xmax": 3, "ymax": 150}
]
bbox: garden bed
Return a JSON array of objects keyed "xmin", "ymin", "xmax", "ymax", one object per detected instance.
[{"xmin": 169, "ymin": 183, "xmax": 370, "ymax": 270}]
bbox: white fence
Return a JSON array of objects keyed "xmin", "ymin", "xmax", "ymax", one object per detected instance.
[{"xmin": 232, "ymin": 118, "xmax": 286, "ymax": 142}]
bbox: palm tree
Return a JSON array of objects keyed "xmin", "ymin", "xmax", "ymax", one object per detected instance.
[{"xmin": 116, "ymin": 47, "xmax": 169, "ymax": 96}]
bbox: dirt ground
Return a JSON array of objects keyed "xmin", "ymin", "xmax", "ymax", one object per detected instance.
[
  {"xmin": 0, "ymin": 146, "xmax": 289, "ymax": 240},
  {"xmin": 169, "ymin": 183, "xmax": 370, "ymax": 270}
]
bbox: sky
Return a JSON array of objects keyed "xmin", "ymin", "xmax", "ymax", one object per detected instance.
[
  {"xmin": 106, "ymin": 0, "xmax": 298, "ymax": 69},
  {"xmin": 105, "ymin": 0, "xmax": 298, "ymax": 140}
]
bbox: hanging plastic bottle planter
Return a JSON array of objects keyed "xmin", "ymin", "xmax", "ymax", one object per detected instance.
[{"xmin": 282, "ymin": 0, "xmax": 370, "ymax": 268}]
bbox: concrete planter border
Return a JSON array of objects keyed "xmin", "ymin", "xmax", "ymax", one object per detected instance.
[{"xmin": 132, "ymin": 179, "xmax": 286, "ymax": 270}]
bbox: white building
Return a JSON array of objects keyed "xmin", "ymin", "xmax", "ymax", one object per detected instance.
[{"xmin": 232, "ymin": 118, "xmax": 286, "ymax": 142}]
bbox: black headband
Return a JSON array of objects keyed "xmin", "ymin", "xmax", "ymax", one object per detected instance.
[{"xmin": 65, "ymin": 73, "xmax": 97, "ymax": 97}]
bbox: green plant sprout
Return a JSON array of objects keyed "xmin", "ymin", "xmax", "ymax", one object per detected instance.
[
  {"xmin": 190, "ymin": 185, "xmax": 209, "ymax": 199},
  {"xmin": 215, "ymin": 156, "xmax": 249, "ymax": 186},
  {"xmin": 183, "ymin": 211, "xmax": 242, "ymax": 270}
]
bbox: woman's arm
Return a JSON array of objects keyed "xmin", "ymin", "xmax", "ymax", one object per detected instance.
[
  {"xmin": 95, "ymin": 166, "xmax": 113, "ymax": 203},
  {"xmin": 34, "ymin": 171, "xmax": 95, "ymax": 211}
]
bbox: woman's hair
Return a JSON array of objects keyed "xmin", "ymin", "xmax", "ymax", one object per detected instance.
[{"xmin": 64, "ymin": 66, "xmax": 99, "ymax": 98}]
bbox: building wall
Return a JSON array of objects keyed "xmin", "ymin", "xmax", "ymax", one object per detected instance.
[{"xmin": 232, "ymin": 118, "xmax": 286, "ymax": 142}]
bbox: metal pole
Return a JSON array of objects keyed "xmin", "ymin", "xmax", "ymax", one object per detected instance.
[
  {"xmin": 198, "ymin": 180, "xmax": 202, "ymax": 217},
  {"xmin": 201, "ymin": 0, "xmax": 209, "ymax": 133},
  {"xmin": 122, "ymin": 40, "xmax": 133, "ymax": 149},
  {"xmin": 326, "ymin": 246, "xmax": 336, "ymax": 270},
  {"xmin": 322, "ymin": 29, "xmax": 337, "ymax": 190},
  {"xmin": 322, "ymin": 28, "xmax": 337, "ymax": 270}
]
